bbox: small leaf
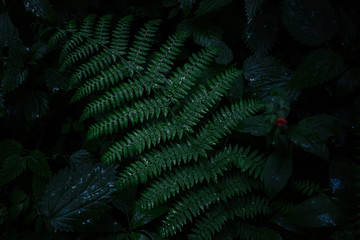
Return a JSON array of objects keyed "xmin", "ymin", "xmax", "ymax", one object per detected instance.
[
  {"xmin": 282, "ymin": 0, "xmax": 338, "ymax": 46},
  {"xmin": 25, "ymin": 150, "xmax": 51, "ymax": 178},
  {"xmin": 10, "ymin": 191, "xmax": 27, "ymax": 203},
  {"xmin": 263, "ymin": 152, "xmax": 293, "ymax": 198},
  {"xmin": 0, "ymin": 139, "xmax": 24, "ymax": 165},
  {"xmin": 215, "ymin": 41, "xmax": 233, "ymax": 65},
  {"xmin": 0, "ymin": 154, "xmax": 26, "ymax": 187},
  {"xmin": 8, "ymin": 203, "xmax": 24, "ymax": 220},
  {"xmin": 178, "ymin": 0, "xmax": 196, "ymax": 16},
  {"xmin": 287, "ymin": 195, "xmax": 346, "ymax": 227},
  {"xmin": 37, "ymin": 162, "xmax": 117, "ymax": 232},
  {"xmin": 244, "ymin": 0, "xmax": 265, "ymax": 22}
]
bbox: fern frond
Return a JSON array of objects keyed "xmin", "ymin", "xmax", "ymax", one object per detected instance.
[
  {"xmin": 47, "ymin": 28, "xmax": 66, "ymax": 50},
  {"xmin": 100, "ymin": 68, "xmax": 244, "ymax": 160},
  {"xmin": 70, "ymin": 63, "xmax": 126, "ymax": 102},
  {"xmin": 115, "ymin": 102, "xmax": 264, "ymax": 193},
  {"xmin": 59, "ymin": 14, "xmax": 97, "ymax": 69},
  {"xmin": 68, "ymin": 16, "xmax": 133, "ymax": 88},
  {"xmin": 292, "ymin": 179, "xmax": 321, "ymax": 197},
  {"xmin": 81, "ymin": 46, "xmax": 218, "ymax": 121},
  {"xmin": 188, "ymin": 195, "xmax": 270, "ymax": 240},
  {"xmin": 136, "ymin": 157, "xmax": 231, "ymax": 210},
  {"xmin": 159, "ymin": 174, "xmax": 256, "ymax": 237},
  {"xmin": 117, "ymin": 144, "xmax": 262, "ymax": 192},
  {"xmin": 59, "ymin": 15, "xmax": 114, "ymax": 72},
  {"xmin": 233, "ymin": 147, "xmax": 265, "ymax": 180},
  {"xmin": 125, "ymin": 19, "xmax": 162, "ymax": 75}
]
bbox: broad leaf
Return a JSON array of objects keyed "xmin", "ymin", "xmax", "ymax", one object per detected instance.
[
  {"xmin": 244, "ymin": 13, "xmax": 279, "ymax": 56},
  {"xmin": 288, "ymin": 115, "xmax": 338, "ymax": 160},
  {"xmin": 25, "ymin": 150, "xmax": 51, "ymax": 178},
  {"xmin": 37, "ymin": 162, "xmax": 117, "ymax": 231},
  {"xmin": 289, "ymin": 49, "xmax": 344, "ymax": 90},
  {"xmin": 243, "ymin": 55, "xmax": 293, "ymax": 101},
  {"xmin": 0, "ymin": 139, "xmax": 24, "ymax": 165},
  {"xmin": 282, "ymin": 0, "xmax": 338, "ymax": 46},
  {"xmin": 287, "ymin": 195, "xmax": 346, "ymax": 227},
  {"xmin": 0, "ymin": 13, "xmax": 18, "ymax": 47},
  {"xmin": 263, "ymin": 152, "xmax": 292, "ymax": 198},
  {"xmin": 0, "ymin": 154, "xmax": 26, "ymax": 187}
]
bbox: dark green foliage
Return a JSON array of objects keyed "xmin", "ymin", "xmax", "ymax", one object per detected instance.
[{"xmin": 1, "ymin": 0, "xmax": 358, "ymax": 239}]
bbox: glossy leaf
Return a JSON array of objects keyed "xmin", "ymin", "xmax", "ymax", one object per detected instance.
[
  {"xmin": 37, "ymin": 162, "xmax": 117, "ymax": 231},
  {"xmin": 243, "ymin": 55, "xmax": 293, "ymax": 101},
  {"xmin": 263, "ymin": 152, "xmax": 292, "ymax": 198}
]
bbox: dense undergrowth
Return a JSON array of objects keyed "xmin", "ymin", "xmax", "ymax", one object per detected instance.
[{"xmin": 1, "ymin": 0, "xmax": 359, "ymax": 239}]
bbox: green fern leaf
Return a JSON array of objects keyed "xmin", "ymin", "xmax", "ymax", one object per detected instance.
[
  {"xmin": 289, "ymin": 49, "xmax": 344, "ymax": 90},
  {"xmin": 293, "ymin": 179, "xmax": 321, "ymax": 197},
  {"xmin": 160, "ymin": 174, "xmax": 255, "ymax": 237},
  {"xmin": 136, "ymin": 156, "xmax": 231, "ymax": 210},
  {"xmin": 37, "ymin": 162, "xmax": 117, "ymax": 232},
  {"xmin": 126, "ymin": 19, "xmax": 162, "ymax": 75},
  {"xmin": 116, "ymin": 101, "xmax": 264, "ymax": 188},
  {"xmin": 244, "ymin": 0, "xmax": 265, "ymax": 22},
  {"xmin": 69, "ymin": 16, "xmax": 133, "ymax": 88},
  {"xmin": 0, "ymin": 154, "xmax": 26, "ymax": 187},
  {"xmin": 59, "ymin": 14, "xmax": 97, "ymax": 70},
  {"xmin": 100, "ymin": 68, "xmax": 243, "ymax": 161},
  {"xmin": 195, "ymin": 0, "xmax": 232, "ymax": 17},
  {"xmin": 282, "ymin": 0, "xmax": 338, "ymax": 46},
  {"xmin": 24, "ymin": 150, "xmax": 51, "ymax": 178},
  {"xmin": 188, "ymin": 195, "xmax": 270, "ymax": 239}
]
